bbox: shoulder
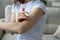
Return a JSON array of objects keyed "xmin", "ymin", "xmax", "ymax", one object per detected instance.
[
  {"xmin": 33, "ymin": 1, "xmax": 45, "ymax": 6},
  {"xmin": 12, "ymin": 4, "xmax": 15, "ymax": 10},
  {"xmin": 31, "ymin": 1, "xmax": 46, "ymax": 13},
  {"xmin": 11, "ymin": 4, "xmax": 15, "ymax": 12}
]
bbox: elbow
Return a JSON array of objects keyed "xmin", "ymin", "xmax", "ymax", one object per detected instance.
[
  {"xmin": 17, "ymin": 31, "xmax": 23, "ymax": 34},
  {"xmin": 17, "ymin": 30, "xmax": 25, "ymax": 34}
]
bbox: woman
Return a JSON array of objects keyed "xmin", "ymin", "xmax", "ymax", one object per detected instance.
[{"xmin": 0, "ymin": 0, "xmax": 46, "ymax": 40}]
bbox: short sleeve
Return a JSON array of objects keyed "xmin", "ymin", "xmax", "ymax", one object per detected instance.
[
  {"xmin": 12, "ymin": 5, "xmax": 15, "ymax": 12},
  {"xmin": 31, "ymin": 1, "xmax": 46, "ymax": 13}
]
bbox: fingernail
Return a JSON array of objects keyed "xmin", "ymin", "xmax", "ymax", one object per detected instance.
[
  {"xmin": 25, "ymin": 13, "xmax": 29, "ymax": 16},
  {"xmin": 22, "ymin": 8, "xmax": 25, "ymax": 11}
]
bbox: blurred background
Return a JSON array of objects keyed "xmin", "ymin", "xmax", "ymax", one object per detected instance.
[{"xmin": 0, "ymin": 0, "xmax": 60, "ymax": 40}]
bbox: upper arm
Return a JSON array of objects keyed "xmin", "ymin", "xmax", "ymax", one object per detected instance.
[
  {"xmin": 30, "ymin": 8, "xmax": 45, "ymax": 22},
  {"xmin": 17, "ymin": 2, "xmax": 46, "ymax": 34},
  {"xmin": 11, "ymin": 12, "xmax": 16, "ymax": 22},
  {"xmin": 30, "ymin": 1, "xmax": 46, "ymax": 22},
  {"xmin": 18, "ymin": 8, "xmax": 45, "ymax": 34},
  {"xmin": 11, "ymin": 5, "xmax": 16, "ymax": 22}
]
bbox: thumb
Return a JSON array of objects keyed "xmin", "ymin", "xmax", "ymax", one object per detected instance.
[
  {"xmin": 22, "ymin": 8, "xmax": 25, "ymax": 11},
  {"xmin": 21, "ymin": 8, "xmax": 26, "ymax": 14}
]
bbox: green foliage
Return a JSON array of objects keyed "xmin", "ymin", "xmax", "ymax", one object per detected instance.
[{"xmin": 41, "ymin": 0, "xmax": 47, "ymax": 5}]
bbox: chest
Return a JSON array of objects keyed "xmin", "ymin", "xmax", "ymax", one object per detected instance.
[
  {"xmin": 14, "ymin": 4, "xmax": 33, "ymax": 21},
  {"xmin": 15, "ymin": 4, "xmax": 33, "ymax": 15}
]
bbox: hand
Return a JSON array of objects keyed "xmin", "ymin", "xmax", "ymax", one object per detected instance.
[{"xmin": 17, "ymin": 8, "xmax": 29, "ymax": 22}]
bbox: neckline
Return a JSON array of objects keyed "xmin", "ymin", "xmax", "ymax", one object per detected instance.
[
  {"xmin": 21, "ymin": 1, "xmax": 32, "ymax": 5},
  {"xmin": 13, "ymin": 1, "xmax": 33, "ymax": 7}
]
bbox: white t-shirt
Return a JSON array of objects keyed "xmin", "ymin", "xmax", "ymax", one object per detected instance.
[{"xmin": 12, "ymin": 1, "xmax": 46, "ymax": 40}]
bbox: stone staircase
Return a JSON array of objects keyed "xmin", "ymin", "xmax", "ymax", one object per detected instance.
[
  {"xmin": 46, "ymin": 0, "xmax": 60, "ymax": 7},
  {"xmin": 52, "ymin": 2, "xmax": 60, "ymax": 7}
]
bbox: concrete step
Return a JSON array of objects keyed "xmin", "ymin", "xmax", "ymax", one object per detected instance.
[
  {"xmin": 46, "ymin": 0, "xmax": 60, "ymax": 7},
  {"xmin": 0, "ymin": 18, "xmax": 5, "ymax": 22},
  {"xmin": 46, "ymin": 0, "xmax": 60, "ymax": 2},
  {"xmin": 52, "ymin": 2, "xmax": 60, "ymax": 7}
]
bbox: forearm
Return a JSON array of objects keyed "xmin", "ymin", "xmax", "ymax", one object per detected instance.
[
  {"xmin": 0, "ymin": 22, "xmax": 21, "ymax": 34},
  {"xmin": 0, "ymin": 20, "xmax": 34, "ymax": 34}
]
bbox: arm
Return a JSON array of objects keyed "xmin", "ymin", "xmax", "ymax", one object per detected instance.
[
  {"xmin": 11, "ymin": 12, "xmax": 16, "ymax": 22},
  {"xmin": 0, "ymin": 8, "xmax": 44, "ymax": 34}
]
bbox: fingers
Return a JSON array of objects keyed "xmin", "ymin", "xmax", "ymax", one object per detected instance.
[
  {"xmin": 22, "ymin": 8, "xmax": 29, "ymax": 16},
  {"xmin": 17, "ymin": 16, "xmax": 28, "ymax": 20},
  {"xmin": 19, "ymin": 8, "xmax": 29, "ymax": 16},
  {"xmin": 18, "ymin": 12, "xmax": 29, "ymax": 21},
  {"xmin": 18, "ymin": 13, "xmax": 27, "ymax": 19},
  {"xmin": 17, "ymin": 16, "xmax": 28, "ymax": 22},
  {"xmin": 17, "ymin": 8, "xmax": 30, "ymax": 22},
  {"xmin": 21, "ymin": 8, "xmax": 25, "ymax": 14},
  {"xmin": 22, "ymin": 8, "xmax": 25, "ymax": 11},
  {"xmin": 25, "ymin": 12, "xmax": 29, "ymax": 16},
  {"xmin": 17, "ymin": 14, "xmax": 29, "ymax": 22}
]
